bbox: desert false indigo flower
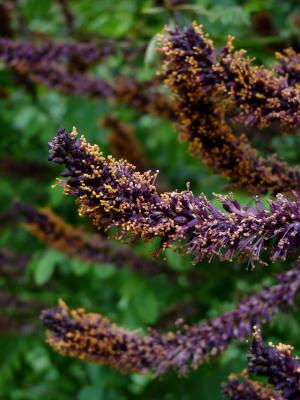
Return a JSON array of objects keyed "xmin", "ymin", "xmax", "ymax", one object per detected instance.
[
  {"xmin": 275, "ymin": 48, "xmax": 300, "ymax": 87},
  {"xmin": 221, "ymin": 371, "xmax": 285, "ymax": 400},
  {"xmin": 161, "ymin": 23, "xmax": 300, "ymax": 195},
  {"xmin": 0, "ymin": 37, "xmax": 116, "ymax": 67},
  {"xmin": 13, "ymin": 61, "xmax": 114, "ymax": 97},
  {"xmin": 15, "ymin": 202, "xmax": 169, "ymax": 276},
  {"xmin": 29, "ymin": 65, "xmax": 173, "ymax": 118},
  {"xmin": 42, "ymin": 263, "xmax": 300, "ymax": 375},
  {"xmin": 216, "ymin": 36, "xmax": 300, "ymax": 130},
  {"xmin": 49, "ymin": 127, "xmax": 300, "ymax": 266},
  {"xmin": 21, "ymin": 61, "xmax": 171, "ymax": 120},
  {"xmin": 248, "ymin": 327, "xmax": 300, "ymax": 399},
  {"xmin": 0, "ymin": 36, "xmax": 146, "ymax": 72},
  {"xmin": 0, "ymin": 40, "xmax": 174, "ymax": 118}
]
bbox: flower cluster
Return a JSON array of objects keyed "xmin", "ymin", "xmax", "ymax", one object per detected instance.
[
  {"xmin": 15, "ymin": 202, "xmax": 168, "ymax": 276},
  {"xmin": 275, "ymin": 48, "xmax": 300, "ymax": 87},
  {"xmin": 41, "ymin": 262, "xmax": 300, "ymax": 376},
  {"xmin": 0, "ymin": 37, "xmax": 116, "ymax": 67},
  {"xmin": 103, "ymin": 115, "xmax": 150, "ymax": 172},
  {"xmin": 222, "ymin": 371, "xmax": 284, "ymax": 400},
  {"xmin": 248, "ymin": 327, "xmax": 300, "ymax": 399},
  {"xmin": 216, "ymin": 37, "xmax": 300, "ymax": 130},
  {"xmin": 26, "ymin": 63, "xmax": 173, "ymax": 118},
  {"xmin": 4, "ymin": 24, "xmax": 299, "ymax": 196},
  {"xmin": 0, "ymin": 37, "xmax": 174, "ymax": 118},
  {"xmin": 5, "ymin": 12, "xmax": 300, "ymax": 395},
  {"xmin": 161, "ymin": 23, "xmax": 300, "ymax": 195},
  {"xmin": 49, "ymin": 127, "xmax": 300, "ymax": 266},
  {"xmin": 28, "ymin": 61, "xmax": 114, "ymax": 96},
  {"xmin": 223, "ymin": 327, "xmax": 300, "ymax": 399},
  {"xmin": 161, "ymin": 23, "xmax": 300, "ymax": 130}
]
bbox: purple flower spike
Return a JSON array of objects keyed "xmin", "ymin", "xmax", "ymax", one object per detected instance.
[
  {"xmin": 42, "ymin": 263, "xmax": 300, "ymax": 376},
  {"xmin": 248, "ymin": 327, "xmax": 300, "ymax": 399},
  {"xmin": 48, "ymin": 127, "xmax": 300, "ymax": 266}
]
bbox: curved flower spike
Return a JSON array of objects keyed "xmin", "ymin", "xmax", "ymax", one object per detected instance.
[
  {"xmin": 42, "ymin": 263, "xmax": 300, "ymax": 376},
  {"xmin": 49, "ymin": 127, "xmax": 300, "ymax": 266},
  {"xmin": 0, "ymin": 38, "xmax": 174, "ymax": 119},
  {"xmin": 161, "ymin": 23, "xmax": 300, "ymax": 195},
  {"xmin": 0, "ymin": 37, "xmax": 115, "ymax": 66}
]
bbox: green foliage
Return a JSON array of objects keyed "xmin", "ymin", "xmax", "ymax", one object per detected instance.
[
  {"xmin": 0, "ymin": 0, "xmax": 299, "ymax": 399},
  {"xmin": 31, "ymin": 250, "xmax": 65, "ymax": 286}
]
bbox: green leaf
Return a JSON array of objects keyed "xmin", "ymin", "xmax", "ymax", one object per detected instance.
[
  {"xmin": 165, "ymin": 248, "xmax": 189, "ymax": 271},
  {"xmin": 92, "ymin": 263, "xmax": 116, "ymax": 280},
  {"xmin": 25, "ymin": 347, "xmax": 51, "ymax": 372},
  {"xmin": 70, "ymin": 259, "xmax": 91, "ymax": 276},
  {"xmin": 33, "ymin": 250, "xmax": 64, "ymax": 286},
  {"xmin": 144, "ymin": 35, "xmax": 158, "ymax": 66},
  {"xmin": 132, "ymin": 286, "xmax": 159, "ymax": 324},
  {"xmin": 78, "ymin": 385, "xmax": 103, "ymax": 400}
]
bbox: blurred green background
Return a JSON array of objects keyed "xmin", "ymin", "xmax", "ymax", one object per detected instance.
[{"xmin": 0, "ymin": 0, "xmax": 300, "ymax": 399}]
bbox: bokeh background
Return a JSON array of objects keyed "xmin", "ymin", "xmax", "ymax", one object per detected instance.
[{"xmin": 1, "ymin": 0, "xmax": 300, "ymax": 399}]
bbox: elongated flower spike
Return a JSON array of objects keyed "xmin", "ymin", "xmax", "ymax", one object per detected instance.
[
  {"xmin": 0, "ymin": 40, "xmax": 175, "ymax": 119},
  {"xmin": 3, "ymin": 28, "xmax": 298, "ymax": 195},
  {"xmin": 31, "ymin": 65, "xmax": 174, "ymax": 118},
  {"xmin": 161, "ymin": 24, "xmax": 300, "ymax": 130},
  {"xmin": 248, "ymin": 327, "xmax": 300, "ymax": 399},
  {"xmin": 15, "ymin": 202, "xmax": 169, "ymax": 276},
  {"xmin": 42, "ymin": 263, "xmax": 300, "ymax": 376},
  {"xmin": 0, "ymin": 37, "xmax": 116, "ymax": 67},
  {"xmin": 0, "ymin": 36, "xmax": 149, "ymax": 75},
  {"xmin": 49, "ymin": 127, "xmax": 300, "ymax": 266},
  {"xmin": 161, "ymin": 23, "xmax": 300, "ymax": 195}
]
